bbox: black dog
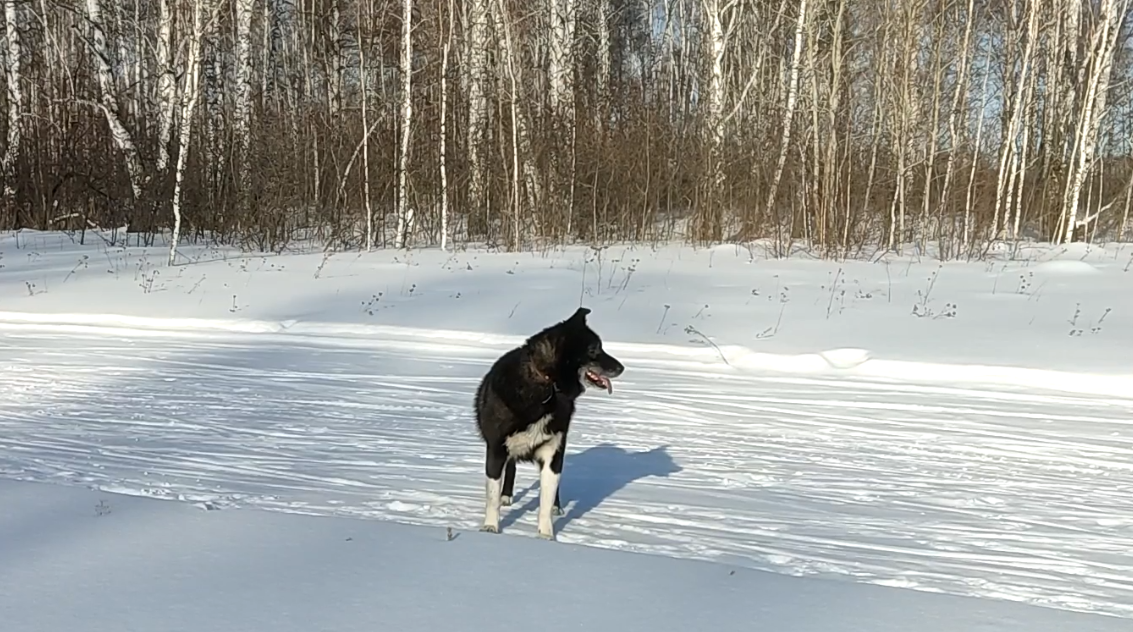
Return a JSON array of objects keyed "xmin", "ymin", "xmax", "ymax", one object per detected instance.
[{"xmin": 474, "ymin": 307, "xmax": 624, "ymax": 540}]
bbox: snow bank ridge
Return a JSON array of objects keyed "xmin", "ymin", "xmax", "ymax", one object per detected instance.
[{"xmin": 0, "ymin": 310, "xmax": 1129, "ymax": 399}]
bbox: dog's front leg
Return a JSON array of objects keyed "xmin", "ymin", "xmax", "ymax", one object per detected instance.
[
  {"xmin": 481, "ymin": 446, "xmax": 507, "ymax": 533},
  {"xmin": 533, "ymin": 436, "xmax": 565, "ymax": 540}
]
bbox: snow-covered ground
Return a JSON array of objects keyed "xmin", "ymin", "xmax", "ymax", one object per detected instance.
[
  {"xmin": 2, "ymin": 229, "xmax": 1132, "ymax": 627},
  {"xmin": 3, "ymin": 479, "xmax": 1128, "ymax": 632}
]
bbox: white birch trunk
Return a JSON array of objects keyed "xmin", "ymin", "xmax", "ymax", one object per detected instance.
[
  {"xmin": 493, "ymin": 0, "xmax": 524, "ymax": 247},
  {"xmin": 704, "ymin": 0, "xmax": 725, "ymax": 168},
  {"xmin": 596, "ymin": 0, "xmax": 610, "ymax": 121},
  {"xmin": 395, "ymin": 0, "xmax": 413, "ymax": 249},
  {"xmin": 439, "ymin": 0, "xmax": 454, "ymax": 250},
  {"xmin": 328, "ymin": 0, "xmax": 343, "ymax": 115},
  {"xmin": 464, "ymin": 0, "xmax": 489, "ymax": 221},
  {"xmin": 84, "ymin": 0, "xmax": 146, "ymax": 201},
  {"xmin": 965, "ymin": 60, "xmax": 994, "ymax": 257},
  {"xmin": 261, "ymin": 0, "xmax": 273, "ymax": 105},
  {"xmin": 170, "ymin": 0, "xmax": 209, "ymax": 266},
  {"xmin": 114, "ymin": 3, "xmax": 130, "ymax": 115},
  {"xmin": 1061, "ymin": 0, "xmax": 1129, "ymax": 243},
  {"xmin": 938, "ymin": 0, "xmax": 975, "ymax": 256},
  {"xmin": 1011, "ymin": 34, "xmax": 1040, "ymax": 241},
  {"xmin": 992, "ymin": 1, "xmax": 1037, "ymax": 240},
  {"xmin": 2, "ymin": 0, "xmax": 22, "ymax": 203},
  {"xmin": 492, "ymin": 0, "xmax": 541, "ymax": 226},
  {"xmin": 548, "ymin": 0, "xmax": 576, "ymax": 122},
  {"xmin": 234, "ymin": 0, "xmax": 255, "ymax": 212},
  {"xmin": 133, "ymin": 0, "xmax": 143, "ymax": 125},
  {"xmin": 701, "ymin": 0, "xmax": 739, "ymax": 238},
  {"xmin": 155, "ymin": 0, "xmax": 175, "ymax": 174},
  {"xmin": 760, "ymin": 0, "xmax": 807, "ymax": 242},
  {"xmin": 358, "ymin": 0, "xmax": 374, "ymax": 251}
]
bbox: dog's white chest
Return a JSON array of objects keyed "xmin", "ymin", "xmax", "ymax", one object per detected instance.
[{"xmin": 505, "ymin": 414, "xmax": 561, "ymax": 459}]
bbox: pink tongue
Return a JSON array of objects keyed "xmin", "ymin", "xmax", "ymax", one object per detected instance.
[{"xmin": 600, "ymin": 376, "xmax": 613, "ymax": 394}]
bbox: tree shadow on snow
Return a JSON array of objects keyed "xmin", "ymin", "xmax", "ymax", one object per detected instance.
[{"xmin": 499, "ymin": 443, "xmax": 682, "ymax": 533}]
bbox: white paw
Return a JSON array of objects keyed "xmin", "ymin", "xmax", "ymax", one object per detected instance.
[
  {"xmin": 480, "ymin": 524, "xmax": 499, "ymax": 534},
  {"xmin": 537, "ymin": 530, "xmax": 555, "ymax": 541},
  {"xmin": 501, "ymin": 495, "xmax": 512, "ymax": 506}
]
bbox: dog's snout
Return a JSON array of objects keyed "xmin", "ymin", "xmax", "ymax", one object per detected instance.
[{"xmin": 604, "ymin": 355, "xmax": 625, "ymax": 377}]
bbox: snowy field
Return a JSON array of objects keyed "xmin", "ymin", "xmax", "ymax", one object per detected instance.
[
  {"xmin": 2, "ymin": 479, "xmax": 1128, "ymax": 632},
  {"xmin": 2, "ymin": 229, "xmax": 1132, "ymax": 628}
]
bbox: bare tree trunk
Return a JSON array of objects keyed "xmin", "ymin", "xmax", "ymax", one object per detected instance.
[
  {"xmin": 261, "ymin": 0, "xmax": 273, "ymax": 107},
  {"xmin": 548, "ymin": 0, "xmax": 576, "ymax": 122},
  {"xmin": 327, "ymin": 0, "xmax": 343, "ymax": 115},
  {"xmin": 887, "ymin": 0, "xmax": 923, "ymax": 254},
  {"xmin": 938, "ymin": 0, "xmax": 976, "ymax": 258},
  {"xmin": 1121, "ymin": 169, "xmax": 1133, "ymax": 241},
  {"xmin": 2, "ymin": 0, "xmax": 22, "ymax": 211},
  {"xmin": 700, "ymin": 0, "xmax": 731, "ymax": 240},
  {"xmin": 1060, "ymin": 0, "xmax": 1129, "ymax": 243},
  {"xmin": 358, "ymin": 0, "xmax": 374, "ymax": 250},
  {"xmin": 170, "ymin": 0, "xmax": 211, "ymax": 265},
  {"xmin": 84, "ymin": 0, "xmax": 146, "ymax": 202},
  {"xmin": 234, "ymin": 0, "xmax": 255, "ymax": 218},
  {"xmin": 395, "ymin": 0, "xmax": 414, "ymax": 248},
  {"xmin": 919, "ymin": 1, "xmax": 948, "ymax": 251},
  {"xmin": 759, "ymin": 0, "xmax": 807, "ymax": 249},
  {"xmin": 965, "ymin": 60, "xmax": 994, "ymax": 258},
  {"xmin": 464, "ymin": 0, "xmax": 488, "ymax": 229},
  {"xmin": 439, "ymin": 0, "xmax": 454, "ymax": 250},
  {"xmin": 496, "ymin": 0, "xmax": 523, "ymax": 248},
  {"xmin": 155, "ymin": 0, "xmax": 176, "ymax": 174},
  {"xmin": 133, "ymin": 0, "xmax": 143, "ymax": 127},
  {"xmin": 1011, "ymin": 34, "xmax": 1040, "ymax": 241},
  {"xmin": 993, "ymin": 0, "xmax": 1037, "ymax": 241},
  {"xmin": 492, "ymin": 0, "xmax": 540, "ymax": 244},
  {"xmin": 596, "ymin": 0, "xmax": 610, "ymax": 121}
]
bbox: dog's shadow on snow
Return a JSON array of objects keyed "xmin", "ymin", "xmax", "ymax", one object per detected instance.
[{"xmin": 499, "ymin": 443, "xmax": 682, "ymax": 533}]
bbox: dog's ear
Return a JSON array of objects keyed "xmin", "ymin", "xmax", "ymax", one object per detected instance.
[{"xmin": 569, "ymin": 306, "xmax": 591, "ymax": 322}]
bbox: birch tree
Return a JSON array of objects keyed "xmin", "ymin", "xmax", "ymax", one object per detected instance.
[
  {"xmin": 170, "ymin": 0, "xmax": 213, "ymax": 265},
  {"xmin": 1059, "ymin": 0, "xmax": 1130, "ymax": 243},
  {"xmin": 492, "ymin": 0, "xmax": 541, "ymax": 245},
  {"xmin": 698, "ymin": 0, "xmax": 737, "ymax": 241},
  {"xmin": 234, "ymin": 0, "xmax": 256, "ymax": 215},
  {"xmin": 938, "ymin": 0, "xmax": 977, "ymax": 257},
  {"xmin": 992, "ymin": 0, "xmax": 1038, "ymax": 241},
  {"xmin": 84, "ymin": 0, "xmax": 146, "ymax": 203},
  {"xmin": 463, "ymin": 0, "xmax": 489, "ymax": 227},
  {"xmin": 2, "ymin": 0, "xmax": 22, "ymax": 210},
  {"xmin": 759, "ymin": 0, "xmax": 808, "ymax": 249},
  {"xmin": 155, "ymin": 0, "xmax": 176, "ymax": 174},
  {"xmin": 358, "ymin": 0, "xmax": 374, "ymax": 250},
  {"xmin": 595, "ymin": 0, "xmax": 610, "ymax": 119},
  {"xmin": 548, "ymin": 0, "xmax": 576, "ymax": 122},
  {"xmin": 395, "ymin": 0, "xmax": 414, "ymax": 248},
  {"xmin": 439, "ymin": 0, "xmax": 455, "ymax": 251}
]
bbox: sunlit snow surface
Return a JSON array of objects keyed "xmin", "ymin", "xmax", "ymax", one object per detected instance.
[{"xmin": 2, "ymin": 230, "xmax": 1132, "ymax": 627}]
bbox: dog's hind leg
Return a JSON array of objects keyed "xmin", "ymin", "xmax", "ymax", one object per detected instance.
[
  {"xmin": 533, "ymin": 435, "xmax": 565, "ymax": 540},
  {"xmin": 501, "ymin": 459, "xmax": 517, "ymax": 506},
  {"xmin": 480, "ymin": 445, "xmax": 507, "ymax": 533}
]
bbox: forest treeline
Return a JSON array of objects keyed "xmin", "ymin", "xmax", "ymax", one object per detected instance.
[{"xmin": 1, "ymin": 0, "xmax": 1132, "ymax": 259}]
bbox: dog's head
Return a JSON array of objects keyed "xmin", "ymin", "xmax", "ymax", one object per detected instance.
[{"xmin": 527, "ymin": 307, "xmax": 624, "ymax": 396}]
